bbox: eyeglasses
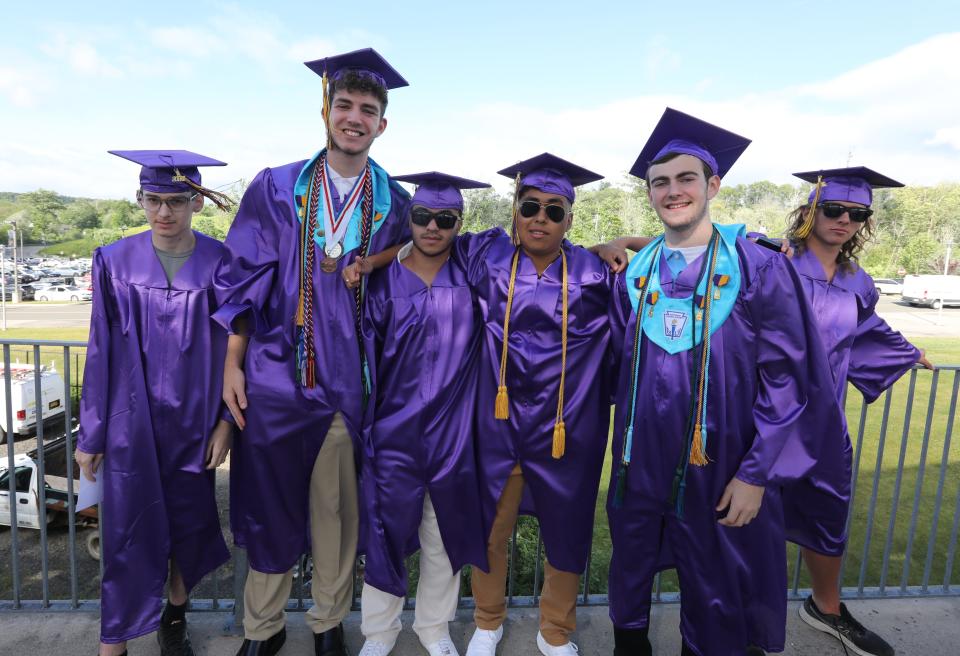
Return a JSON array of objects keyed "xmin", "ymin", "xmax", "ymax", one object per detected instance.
[
  {"xmin": 819, "ymin": 203, "xmax": 873, "ymax": 223},
  {"xmin": 518, "ymin": 200, "xmax": 569, "ymax": 223},
  {"xmin": 138, "ymin": 193, "xmax": 198, "ymax": 213},
  {"xmin": 411, "ymin": 208, "xmax": 460, "ymax": 229}
]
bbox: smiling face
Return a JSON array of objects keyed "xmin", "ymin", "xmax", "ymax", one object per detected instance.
[
  {"xmin": 409, "ymin": 205, "xmax": 461, "ymax": 257},
  {"xmin": 515, "ymin": 187, "xmax": 572, "ymax": 259},
  {"xmin": 646, "ymin": 153, "xmax": 719, "ymax": 235},
  {"xmin": 808, "ymin": 200, "xmax": 868, "ymax": 249},
  {"xmin": 327, "ymin": 87, "xmax": 387, "ymax": 157}
]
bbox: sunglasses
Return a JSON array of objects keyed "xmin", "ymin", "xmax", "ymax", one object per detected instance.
[
  {"xmin": 518, "ymin": 200, "xmax": 569, "ymax": 223},
  {"xmin": 411, "ymin": 208, "xmax": 460, "ymax": 229},
  {"xmin": 819, "ymin": 203, "xmax": 873, "ymax": 223}
]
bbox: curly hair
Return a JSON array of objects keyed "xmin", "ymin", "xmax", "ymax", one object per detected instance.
[
  {"xmin": 785, "ymin": 204, "xmax": 875, "ymax": 272},
  {"xmin": 329, "ymin": 70, "xmax": 388, "ymax": 116}
]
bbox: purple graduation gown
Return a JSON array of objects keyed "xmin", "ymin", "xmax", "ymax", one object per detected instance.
[
  {"xmin": 212, "ymin": 160, "xmax": 410, "ymax": 573},
  {"xmin": 454, "ymin": 228, "xmax": 614, "ymax": 574},
  {"xmin": 606, "ymin": 238, "xmax": 847, "ymax": 655},
  {"xmin": 782, "ymin": 248, "xmax": 919, "ymax": 556},
  {"xmin": 78, "ymin": 230, "xmax": 230, "ymax": 643},
  {"xmin": 361, "ymin": 251, "xmax": 487, "ymax": 597}
]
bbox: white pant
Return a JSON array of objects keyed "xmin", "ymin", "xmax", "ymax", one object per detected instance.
[{"xmin": 360, "ymin": 493, "xmax": 460, "ymax": 648}]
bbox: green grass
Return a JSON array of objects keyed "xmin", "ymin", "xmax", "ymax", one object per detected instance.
[{"xmin": 496, "ymin": 337, "xmax": 960, "ymax": 598}]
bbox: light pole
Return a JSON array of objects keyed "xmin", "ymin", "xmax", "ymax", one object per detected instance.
[
  {"xmin": 938, "ymin": 237, "xmax": 953, "ymax": 325},
  {"xmin": 7, "ymin": 220, "xmax": 19, "ymax": 303}
]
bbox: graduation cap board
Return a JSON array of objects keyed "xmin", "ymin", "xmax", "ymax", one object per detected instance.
[
  {"xmin": 629, "ymin": 107, "xmax": 751, "ymax": 180},
  {"xmin": 497, "ymin": 152, "xmax": 603, "ymax": 204},
  {"xmin": 793, "ymin": 166, "xmax": 905, "ymax": 207},
  {"xmin": 392, "ymin": 171, "xmax": 491, "ymax": 211}
]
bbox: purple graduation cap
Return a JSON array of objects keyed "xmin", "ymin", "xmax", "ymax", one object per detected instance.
[
  {"xmin": 392, "ymin": 171, "xmax": 491, "ymax": 211},
  {"xmin": 109, "ymin": 149, "xmax": 227, "ymax": 193},
  {"xmin": 304, "ymin": 47, "xmax": 409, "ymax": 90},
  {"xmin": 497, "ymin": 153, "xmax": 603, "ymax": 203},
  {"xmin": 629, "ymin": 107, "xmax": 751, "ymax": 180},
  {"xmin": 793, "ymin": 166, "xmax": 905, "ymax": 207}
]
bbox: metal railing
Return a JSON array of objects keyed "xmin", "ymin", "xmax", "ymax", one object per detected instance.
[{"xmin": 2, "ymin": 339, "xmax": 959, "ymax": 628}]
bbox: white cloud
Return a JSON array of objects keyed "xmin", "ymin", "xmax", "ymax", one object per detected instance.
[
  {"xmin": 149, "ymin": 27, "xmax": 225, "ymax": 57},
  {"xmin": 41, "ymin": 35, "xmax": 122, "ymax": 78},
  {"xmin": 926, "ymin": 127, "xmax": 960, "ymax": 150},
  {"xmin": 0, "ymin": 66, "xmax": 43, "ymax": 107},
  {"xmin": 377, "ymin": 32, "xmax": 960, "ymax": 192}
]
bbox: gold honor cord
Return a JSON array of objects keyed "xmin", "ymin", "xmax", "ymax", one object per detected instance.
[
  {"xmin": 795, "ymin": 175, "xmax": 824, "ymax": 239},
  {"xmin": 688, "ymin": 234, "xmax": 722, "ymax": 467},
  {"xmin": 552, "ymin": 249, "xmax": 569, "ymax": 459},
  {"xmin": 494, "ymin": 246, "xmax": 570, "ymax": 460},
  {"xmin": 494, "ymin": 247, "xmax": 521, "ymax": 420}
]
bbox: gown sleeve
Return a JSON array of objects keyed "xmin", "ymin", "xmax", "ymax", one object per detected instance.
[
  {"xmin": 846, "ymin": 282, "xmax": 920, "ymax": 403},
  {"xmin": 736, "ymin": 253, "xmax": 848, "ymax": 488},
  {"xmin": 77, "ymin": 249, "xmax": 115, "ymax": 455},
  {"xmin": 212, "ymin": 168, "xmax": 282, "ymax": 335}
]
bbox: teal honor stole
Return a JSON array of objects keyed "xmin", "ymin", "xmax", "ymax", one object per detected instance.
[{"xmin": 614, "ymin": 223, "xmax": 745, "ymax": 514}]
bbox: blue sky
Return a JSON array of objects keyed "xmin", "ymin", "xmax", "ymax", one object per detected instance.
[{"xmin": 1, "ymin": 1, "xmax": 959, "ymax": 199}]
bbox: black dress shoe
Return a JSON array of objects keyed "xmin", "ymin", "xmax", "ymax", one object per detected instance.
[
  {"xmin": 235, "ymin": 627, "xmax": 287, "ymax": 656},
  {"xmin": 158, "ymin": 618, "xmax": 194, "ymax": 656},
  {"xmin": 746, "ymin": 647, "xmax": 766, "ymax": 656},
  {"xmin": 314, "ymin": 623, "xmax": 348, "ymax": 656}
]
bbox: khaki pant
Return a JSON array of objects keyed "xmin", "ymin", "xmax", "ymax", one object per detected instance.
[
  {"xmin": 243, "ymin": 413, "xmax": 359, "ymax": 639},
  {"xmin": 471, "ymin": 464, "xmax": 580, "ymax": 646},
  {"xmin": 360, "ymin": 493, "xmax": 460, "ymax": 649}
]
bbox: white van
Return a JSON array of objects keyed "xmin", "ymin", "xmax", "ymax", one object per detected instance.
[
  {"xmin": 901, "ymin": 275, "xmax": 960, "ymax": 309},
  {"xmin": 0, "ymin": 363, "xmax": 67, "ymax": 443}
]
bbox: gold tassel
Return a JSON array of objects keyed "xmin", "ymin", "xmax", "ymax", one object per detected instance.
[
  {"xmin": 689, "ymin": 424, "xmax": 709, "ymax": 466},
  {"xmin": 322, "ymin": 70, "xmax": 332, "ymax": 151},
  {"xmin": 510, "ymin": 172, "xmax": 522, "ymax": 246},
  {"xmin": 495, "ymin": 385, "xmax": 510, "ymax": 419},
  {"xmin": 795, "ymin": 175, "xmax": 824, "ymax": 239},
  {"xmin": 175, "ymin": 168, "xmax": 235, "ymax": 212},
  {"xmin": 552, "ymin": 420, "xmax": 566, "ymax": 459}
]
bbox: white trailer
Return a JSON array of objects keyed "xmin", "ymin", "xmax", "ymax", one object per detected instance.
[{"xmin": 901, "ymin": 275, "xmax": 960, "ymax": 309}]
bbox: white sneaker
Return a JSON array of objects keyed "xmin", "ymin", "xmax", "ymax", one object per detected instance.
[
  {"xmin": 465, "ymin": 626, "xmax": 503, "ymax": 656},
  {"xmin": 359, "ymin": 639, "xmax": 393, "ymax": 656},
  {"xmin": 536, "ymin": 631, "xmax": 579, "ymax": 656},
  {"xmin": 423, "ymin": 635, "xmax": 460, "ymax": 656}
]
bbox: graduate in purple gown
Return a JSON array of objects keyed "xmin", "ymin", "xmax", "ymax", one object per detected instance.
[
  {"xmin": 76, "ymin": 150, "xmax": 234, "ymax": 656},
  {"xmin": 606, "ymin": 109, "xmax": 848, "ymax": 656},
  {"xmin": 779, "ymin": 167, "xmax": 932, "ymax": 656},
  {"xmin": 212, "ymin": 48, "xmax": 411, "ymax": 656},
  {"xmin": 357, "ymin": 172, "xmax": 491, "ymax": 656},
  {"xmin": 454, "ymin": 154, "xmax": 614, "ymax": 656}
]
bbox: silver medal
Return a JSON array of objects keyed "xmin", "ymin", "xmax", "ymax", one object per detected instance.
[{"xmin": 324, "ymin": 241, "xmax": 343, "ymax": 258}]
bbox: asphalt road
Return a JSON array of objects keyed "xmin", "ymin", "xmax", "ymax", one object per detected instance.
[
  {"xmin": 2, "ymin": 293, "xmax": 957, "ymax": 335},
  {"xmin": 0, "ymin": 301, "xmax": 92, "ymax": 329}
]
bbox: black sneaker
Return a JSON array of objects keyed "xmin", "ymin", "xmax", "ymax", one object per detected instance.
[
  {"xmin": 746, "ymin": 647, "xmax": 765, "ymax": 656},
  {"xmin": 157, "ymin": 617, "xmax": 194, "ymax": 656},
  {"xmin": 798, "ymin": 595, "xmax": 894, "ymax": 656}
]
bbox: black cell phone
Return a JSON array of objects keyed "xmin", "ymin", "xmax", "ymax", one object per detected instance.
[{"xmin": 753, "ymin": 236, "xmax": 784, "ymax": 253}]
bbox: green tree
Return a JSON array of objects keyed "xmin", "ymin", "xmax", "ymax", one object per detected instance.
[{"xmin": 20, "ymin": 188, "xmax": 66, "ymax": 241}]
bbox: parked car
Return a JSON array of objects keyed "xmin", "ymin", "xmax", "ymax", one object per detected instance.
[
  {"xmin": 0, "ymin": 363, "xmax": 66, "ymax": 443},
  {"xmin": 874, "ymin": 278, "xmax": 903, "ymax": 295},
  {"xmin": 901, "ymin": 275, "xmax": 960, "ymax": 309},
  {"xmin": 34, "ymin": 285, "xmax": 92, "ymax": 302}
]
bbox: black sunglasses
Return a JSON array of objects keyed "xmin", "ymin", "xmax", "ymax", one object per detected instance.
[
  {"xmin": 819, "ymin": 203, "xmax": 873, "ymax": 223},
  {"xmin": 411, "ymin": 208, "xmax": 460, "ymax": 229},
  {"xmin": 518, "ymin": 200, "xmax": 568, "ymax": 223}
]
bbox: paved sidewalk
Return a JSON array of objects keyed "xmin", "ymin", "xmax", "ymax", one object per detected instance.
[{"xmin": 1, "ymin": 597, "xmax": 958, "ymax": 654}]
